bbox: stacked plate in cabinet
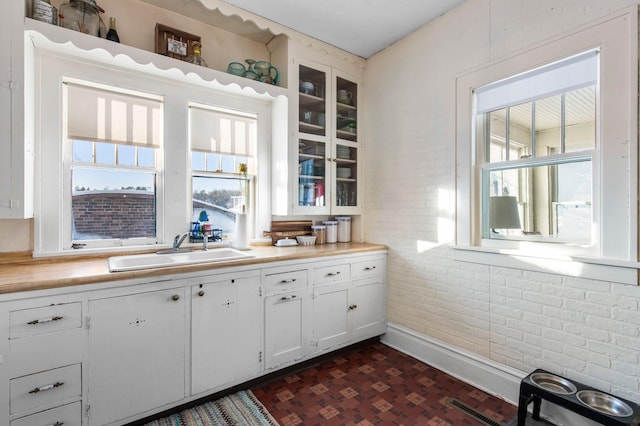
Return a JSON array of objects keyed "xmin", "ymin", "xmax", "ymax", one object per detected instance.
[
  {"xmin": 336, "ymin": 168, "xmax": 351, "ymax": 178},
  {"xmin": 336, "ymin": 146, "xmax": 351, "ymax": 159}
]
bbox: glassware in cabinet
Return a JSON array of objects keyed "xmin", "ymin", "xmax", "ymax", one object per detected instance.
[
  {"xmin": 298, "ymin": 139, "xmax": 327, "ymax": 207},
  {"xmin": 335, "ymin": 76, "xmax": 358, "ymax": 143},
  {"xmin": 335, "ymin": 144, "xmax": 357, "ymax": 207},
  {"xmin": 299, "ymin": 65, "xmax": 327, "ymax": 137}
]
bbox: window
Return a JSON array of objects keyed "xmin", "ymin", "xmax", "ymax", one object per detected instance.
[
  {"xmin": 64, "ymin": 80, "xmax": 162, "ymax": 248},
  {"xmin": 474, "ymin": 51, "xmax": 597, "ymax": 245},
  {"xmin": 455, "ymin": 10, "xmax": 637, "ymax": 266},
  {"xmin": 34, "ymin": 49, "xmax": 276, "ymax": 255},
  {"xmin": 189, "ymin": 104, "xmax": 258, "ymax": 237}
]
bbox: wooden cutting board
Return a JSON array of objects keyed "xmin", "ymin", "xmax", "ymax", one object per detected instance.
[
  {"xmin": 269, "ymin": 221, "xmax": 312, "ymax": 232},
  {"xmin": 265, "ymin": 221, "xmax": 313, "ymax": 245}
]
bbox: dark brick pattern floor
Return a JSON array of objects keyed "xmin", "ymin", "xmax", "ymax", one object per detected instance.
[{"xmin": 252, "ymin": 341, "xmax": 518, "ymax": 426}]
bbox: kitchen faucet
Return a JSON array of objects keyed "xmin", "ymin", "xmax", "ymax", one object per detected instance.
[{"xmin": 172, "ymin": 232, "xmax": 190, "ymax": 251}]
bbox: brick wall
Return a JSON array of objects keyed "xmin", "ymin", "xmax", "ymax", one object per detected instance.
[
  {"xmin": 72, "ymin": 192, "xmax": 155, "ymax": 239},
  {"xmin": 364, "ymin": 0, "xmax": 640, "ymax": 403}
]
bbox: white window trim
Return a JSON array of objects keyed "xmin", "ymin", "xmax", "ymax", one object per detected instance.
[
  {"xmin": 33, "ymin": 49, "xmax": 274, "ymax": 256},
  {"xmin": 454, "ymin": 8, "xmax": 638, "ymax": 283}
]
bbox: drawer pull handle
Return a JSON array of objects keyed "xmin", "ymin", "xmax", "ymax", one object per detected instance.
[
  {"xmin": 348, "ymin": 304, "xmax": 358, "ymax": 310},
  {"xmin": 364, "ymin": 266, "xmax": 376, "ymax": 271},
  {"xmin": 29, "ymin": 381, "xmax": 64, "ymax": 394},
  {"xmin": 27, "ymin": 316, "xmax": 63, "ymax": 325},
  {"xmin": 327, "ymin": 271, "xmax": 341, "ymax": 276},
  {"xmin": 279, "ymin": 278, "xmax": 297, "ymax": 283},
  {"xmin": 280, "ymin": 295, "xmax": 297, "ymax": 301},
  {"xmin": 47, "ymin": 422, "xmax": 64, "ymax": 426}
]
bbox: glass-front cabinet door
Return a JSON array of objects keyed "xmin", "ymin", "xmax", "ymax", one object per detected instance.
[
  {"xmin": 332, "ymin": 70, "xmax": 360, "ymax": 213},
  {"xmin": 296, "ymin": 62, "xmax": 330, "ymax": 212}
]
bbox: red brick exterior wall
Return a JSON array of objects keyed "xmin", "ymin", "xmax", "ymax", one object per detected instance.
[{"xmin": 72, "ymin": 192, "xmax": 155, "ymax": 239}]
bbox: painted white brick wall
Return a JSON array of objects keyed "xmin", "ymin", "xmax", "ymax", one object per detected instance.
[{"xmin": 364, "ymin": 0, "xmax": 640, "ymax": 402}]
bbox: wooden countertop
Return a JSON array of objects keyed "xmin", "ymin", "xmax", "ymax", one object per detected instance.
[{"xmin": 0, "ymin": 243, "xmax": 386, "ymax": 295}]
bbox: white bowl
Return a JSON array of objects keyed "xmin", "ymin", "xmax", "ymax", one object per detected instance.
[{"xmin": 296, "ymin": 235, "xmax": 317, "ymax": 246}]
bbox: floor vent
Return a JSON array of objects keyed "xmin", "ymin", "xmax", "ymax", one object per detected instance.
[{"xmin": 446, "ymin": 398, "xmax": 504, "ymax": 426}]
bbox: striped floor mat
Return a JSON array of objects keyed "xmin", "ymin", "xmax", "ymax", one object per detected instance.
[{"xmin": 144, "ymin": 390, "xmax": 279, "ymax": 426}]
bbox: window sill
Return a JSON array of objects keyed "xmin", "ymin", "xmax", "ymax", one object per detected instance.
[{"xmin": 451, "ymin": 245, "xmax": 639, "ymax": 286}]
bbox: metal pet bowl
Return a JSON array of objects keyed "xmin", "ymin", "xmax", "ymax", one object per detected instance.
[
  {"xmin": 576, "ymin": 390, "xmax": 633, "ymax": 418},
  {"xmin": 530, "ymin": 372, "xmax": 577, "ymax": 395}
]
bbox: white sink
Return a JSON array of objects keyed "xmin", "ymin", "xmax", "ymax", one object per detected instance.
[{"xmin": 108, "ymin": 248, "xmax": 255, "ymax": 272}]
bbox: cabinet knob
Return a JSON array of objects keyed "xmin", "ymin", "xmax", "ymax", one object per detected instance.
[
  {"xmin": 198, "ymin": 290, "xmax": 205, "ymax": 297},
  {"xmin": 171, "ymin": 294, "xmax": 180, "ymax": 301}
]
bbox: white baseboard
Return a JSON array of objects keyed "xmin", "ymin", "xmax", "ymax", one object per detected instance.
[
  {"xmin": 380, "ymin": 322, "xmax": 526, "ymax": 405},
  {"xmin": 380, "ymin": 322, "xmax": 604, "ymax": 426}
]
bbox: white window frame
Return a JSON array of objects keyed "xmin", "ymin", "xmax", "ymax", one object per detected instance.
[
  {"xmin": 33, "ymin": 50, "xmax": 273, "ymax": 256},
  {"xmin": 454, "ymin": 8, "xmax": 638, "ymax": 283}
]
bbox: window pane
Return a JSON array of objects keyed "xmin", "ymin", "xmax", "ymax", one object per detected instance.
[
  {"xmin": 95, "ymin": 142, "xmax": 116, "ymax": 165},
  {"xmin": 220, "ymin": 154, "xmax": 235, "ymax": 173},
  {"xmin": 509, "ymin": 102, "xmax": 531, "ymax": 158},
  {"xmin": 192, "ymin": 152, "xmax": 205, "ymax": 171},
  {"xmin": 484, "ymin": 159, "xmax": 591, "ymax": 243},
  {"xmin": 565, "ymin": 86, "xmax": 596, "ymax": 152},
  {"xmin": 73, "ymin": 140, "xmax": 93, "ymax": 162},
  {"xmin": 138, "ymin": 147, "xmax": 155, "ymax": 167},
  {"xmin": 206, "ymin": 153, "xmax": 220, "ymax": 172},
  {"xmin": 118, "ymin": 145, "xmax": 135, "ymax": 166},
  {"xmin": 71, "ymin": 167, "xmax": 156, "ymax": 240},
  {"xmin": 192, "ymin": 176, "xmax": 244, "ymax": 235},
  {"xmin": 534, "ymin": 94, "xmax": 562, "ymax": 155},
  {"xmin": 486, "ymin": 108, "xmax": 507, "ymax": 162}
]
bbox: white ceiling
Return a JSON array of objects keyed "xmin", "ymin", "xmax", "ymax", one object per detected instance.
[{"xmin": 220, "ymin": 0, "xmax": 467, "ymax": 58}]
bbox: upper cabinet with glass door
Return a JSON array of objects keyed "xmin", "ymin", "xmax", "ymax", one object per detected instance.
[{"xmin": 295, "ymin": 61, "xmax": 362, "ymax": 214}]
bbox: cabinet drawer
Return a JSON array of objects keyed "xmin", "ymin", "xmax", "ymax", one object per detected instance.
[
  {"xmin": 263, "ymin": 269, "xmax": 308, "ymax": 295},
  {"xmin": 10, "ymin": 364, "xmax": 82, "ymax": 415},
  {"xmin": 9, "ymin": 328, "xmax": 84, "ymax": 378},
  {"xmin": 312, "ymin": 263, "xmax": 350, "ymax": 286},
  {"xmin": 351, "ymin": 258, "xmax": 385, "ymax": 279},
  {"xmin": 10, "ymin": 303, "xmax": 82, "ymax": 339},
  {"xmin": 10, "ymin": 401, "xmax": 81, "ymax": 426}
]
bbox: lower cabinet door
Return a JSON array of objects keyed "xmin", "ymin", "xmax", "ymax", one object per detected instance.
[
  {"xmin": 191, "ymin": 276, "xmax": 262, "ymax": 395},
  {"xmin": 312, "ymin": 282, "xmax": 351, "ymax": 352},
  {"xmin": 264, "ymin": 290, "xmax": 311, "ymax": 369},
  {"xmin": 10, "ymin": 401, "xmax": 81, "ymax": 426},
  {"xmin": 352, "ymin": 277, "xmax": 386, "ymax": 339},
  {"xmin": 88, "ymin": 288, "xmax": 186, "ymax": 426}
]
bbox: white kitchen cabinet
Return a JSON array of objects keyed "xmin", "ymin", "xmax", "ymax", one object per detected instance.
[
  {"xmin": 191, "ymin": 274, "xmax": 263, "ymax": 395},
  {"xmin": 352, "ymin": 276, "xmax": 387, "ymax": 340},
  {"xmin": 351, "ymin": 256, "xmax": 387, "ymax": 339},
  {"xmin": 0, "ymin": 295, "xmax": 85, "ymax": 426},
  {"xmin": 87, "ymin": 287, "xmax": 187, "ymax": 426},
  {"xmin": 0, "ymin": 250, "xmax": 386, "ymax": 426},
  {"xmin": 311, "ymin": 255, "xmax": 386, "ymax": 354},
  {"xmin": 0, "ymin": 0, "xmax": 32, "ymax": 218},
  {"xmin": 263, "ymin": 266, "xmax": 311, "ymax": 369},
  {"xmin": 291, "ymin": 58, "xmax": 363, "ymax": 215}
]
